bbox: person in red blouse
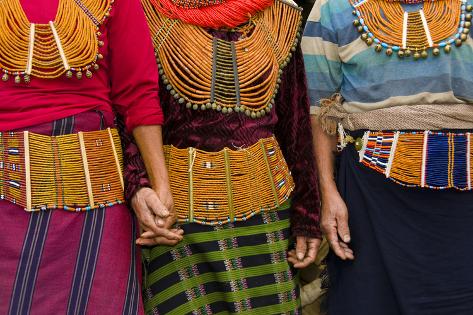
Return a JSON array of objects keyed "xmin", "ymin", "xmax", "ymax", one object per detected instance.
[{"xmin": 0, "ymin": 0, "xmax": 177, "ymax": 313}]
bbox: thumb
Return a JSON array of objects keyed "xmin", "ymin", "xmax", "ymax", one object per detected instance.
[
  {"xmin": 296, "ymin": 236, "xmax": 307, "ymax": 261},
  {"xmin": 145, "ymin": 191, "xmax": 170, "ymax": 218},
  {"xmin": 337, "ymin": 211, "xmax": 351, "ymax": 243}
]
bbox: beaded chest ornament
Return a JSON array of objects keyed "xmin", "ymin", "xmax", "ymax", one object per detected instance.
[
  {"xmin": 142, "ymin": 0, "xmax": 302, "ymax": 118},
  {"xmin": 0, "ymin": 0, "xmax": 112, "ymax": 83},
  {"xmin": 350, "ymin": 0, "xmax": 472, "ymax": 59}
]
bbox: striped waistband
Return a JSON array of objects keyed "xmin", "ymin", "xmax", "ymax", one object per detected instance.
[
  {"xmin": 0, "ymin": 128, "xmax": 124, "ymax": 211},
  {"xmin": 348, "ymin": 130, "xmax": 473, "ymax": 190}
]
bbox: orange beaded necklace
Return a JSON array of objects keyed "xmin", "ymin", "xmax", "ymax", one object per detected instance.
[
  {"xmin": 351, "ymin": 0, "xmax": 472, "ymax": 59},
  {"xmin": 142, "ymin": 0, "xmax": 302, "ymax": 118},
  {"xmin": 0, "ymin": 0, "xmax": 112, "ymax": 83}
]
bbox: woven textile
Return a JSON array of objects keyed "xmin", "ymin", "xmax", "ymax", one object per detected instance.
[{"xmin": 142, "ymin": 202, "xmax": 301, "ymax": 315}]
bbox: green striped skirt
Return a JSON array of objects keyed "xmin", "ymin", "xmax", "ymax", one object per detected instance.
[{"xmin": 142, "ymin": 201, "xmax": 300, "ymax": 314}]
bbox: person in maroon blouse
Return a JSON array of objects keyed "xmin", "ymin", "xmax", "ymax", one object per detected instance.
[
  {"xmin": 0, "ymin": 0, "xmax": 177, "ymax": 313},
  {"xmin": 124, "ymin": 0, "xmax": 322, "ymax": 313}
]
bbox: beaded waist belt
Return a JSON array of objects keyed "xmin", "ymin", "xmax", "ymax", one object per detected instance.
[
  {"xmin": 164, "ymin": 136, "xmax": 295, "ymax": 225},
  {"xmin": 0, "ymin": 128, "xmax": 124, "ymax": 211},
  {"xmin": 348, "ymin": 130, "xmax": 473, "ymax": 190}
]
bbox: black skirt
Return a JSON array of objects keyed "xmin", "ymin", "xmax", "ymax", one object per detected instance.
[{"xmin": 328, "ymin": 142, "xmax": 473, "ymax": 315}]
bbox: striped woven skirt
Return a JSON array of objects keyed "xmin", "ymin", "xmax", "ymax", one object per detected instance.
[
  {"xmin": 0, "ymin": 112, "xmax": 144, "ymax": 315},
  {"xmin": 142, "ymin": 202, "xmax": 301, "ymax": 315}
]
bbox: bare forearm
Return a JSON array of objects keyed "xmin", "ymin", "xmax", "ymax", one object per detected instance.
[
  {"xmin": 311, "ymin": 116, "xmax": 338, "ymax": 198},
  {"xmin": 132, "ymin": 125, "xmax": 169, "ymax": 191}
]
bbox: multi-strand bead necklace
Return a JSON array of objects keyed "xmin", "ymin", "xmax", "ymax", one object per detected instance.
[
  {"xmin": 150, "ymin": 0, "xmax": 273, "ymax": 28},
  {"xmin": 142, "ymin": 0, "xmax": 302, "ymax": 118},
  {"xmin": 0, "ymin": 0, "xmax": 112, "ymax": 83},
  {"xmin": 351, "ymin": 0, "xmax": 472, "ymax": 59}
]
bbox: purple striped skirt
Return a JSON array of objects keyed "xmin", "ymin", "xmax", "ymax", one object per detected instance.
[{"xmin": 0, "ymin": 111, "xmax": 144, "ymax": 315}]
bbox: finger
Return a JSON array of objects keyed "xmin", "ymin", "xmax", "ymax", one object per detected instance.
[
  {"xmin": 336, "ymin": 212, "xmax": 351, "ymax": 243},
  {"xmin": 327, "ymin": 227, "xmax": 347, "ymax": 260},
  {"xmin": 136, "ymin": 236, "xmax": 180, "ymax": 247},
  {"xmin": 292, "ymin": 256, "xmax": 314, "ymax": 269},
  {"xmin": 141, "ymin": 226, "xmax": 183, "ymax": 241},
  {"xmin": 295, "ymin": 236, "xmax": 307, "ymax": 261}
]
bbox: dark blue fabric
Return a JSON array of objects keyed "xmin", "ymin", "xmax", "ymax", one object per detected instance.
[{"xmin": 328, "ymin": 144, "xmax": 473, "ymax": 315}]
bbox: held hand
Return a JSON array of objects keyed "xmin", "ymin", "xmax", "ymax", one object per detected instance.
[
  {"xmin": 321, "ymin": 190, "xmax": 354, "ymax": 260},
  {"xmin": 131, "ymin": 187, "xmax": 183, "ymax": 245},
  {"xmin": 136, "ymin": 210, "xmax": 184, "ymax": 246},
  {"xmin": 287, "ymin": 237, "xmax": 321, "ymax": 269}
]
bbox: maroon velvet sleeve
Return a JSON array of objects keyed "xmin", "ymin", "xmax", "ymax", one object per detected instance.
[
  {"xmin": 119, "ymin": 118, "xmax": 151, "ymax": 202},
  {"xmin": 274, "ymin": 46, "xmax": 322, "ymax": 239}
]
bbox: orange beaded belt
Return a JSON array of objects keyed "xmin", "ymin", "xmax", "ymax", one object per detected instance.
[
  {"xmin": 164, "ymin": 136, "xmax": 295, "ymax": 225},
  {"xmin": 0, "ymin": 128, "xmax": 124, "ymax": 211},
  {"xmin": 345, "ymin": 130, "xmax": 473, "ymax": 190}
]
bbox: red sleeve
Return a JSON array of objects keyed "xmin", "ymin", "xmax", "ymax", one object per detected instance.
[
  {"xmin": 275, "ymin": 46, "xmax": 322, "ymax": 239},
  {"xmin": 108, "ymin": 0, "xmax": 163, "ymax": 131}
]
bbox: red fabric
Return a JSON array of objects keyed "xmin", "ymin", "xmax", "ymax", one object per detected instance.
[{"xmin": 0, "ymin": 0, "xmax": 163, "ymax": 132}]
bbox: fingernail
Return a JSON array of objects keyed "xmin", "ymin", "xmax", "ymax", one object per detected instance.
[
  {"xmin": 343, "ymin": 235, "xmax": 351, "ymax": 243},
  {"xmin": 297, "ymin": 252, "xmax": 304, "ymax": 261},
  {"xmin": 157, "ymin": 219, "xmax": 164, "ymax": 225}
]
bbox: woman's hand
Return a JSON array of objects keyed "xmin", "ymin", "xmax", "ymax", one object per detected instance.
[
  {"xmin": 131, "ymin": 187, "xmax": 183, "ymax": 246},
  {"xmin": 321, "ymin": 188, "xmax": 354, "ymax": 260},
  {"xmin": 288, "ymin": 237, "xmax": 321, "ymax": 268}
]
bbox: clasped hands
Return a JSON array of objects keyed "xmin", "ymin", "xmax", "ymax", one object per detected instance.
[{"xmin": 131, "ymin": 187, "xmax": 183, "ymax": 246}]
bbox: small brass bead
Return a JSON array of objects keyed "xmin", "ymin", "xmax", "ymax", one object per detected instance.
[
  {"xmin": 463, "ymin": 28, "xmax": 470, "ymax": 34},
  {"xmin": 201, "ymin": 104, "xmax": 207, "ymax": 111},
  {"xmin": 421, "ymin": 50, "xmax": 428, "ymax": 59},
  {"xmin": 352, "ymin": 10, "xmax": 357, "ymax": 16},
  {"xmin": 353, "ymin": 20, "xmax": 360, "ymax": 26},
  {"xmin": 212, "ymin": 102, "xmax": 217, "ymax": 110},
  {"xmin": 98, "ymin": 41, "xmax": 104, "ymax": 47},
  {"xmin": 397, "ymin": 50, "xmax": 404, "ymax": 58},
  {"xmin": 216, "ymin": 105, "xmax": 222, "ymax": 112},
  {"xmin": 66, "ymin": 70, "xmax": 73, "ymax": 78},
  {"xmin": 222, "ymin": 107, "xmax": 228, "ymax": 114},
  {"xmin": 228, "ymin": 108, "xmax": 233, "ymax": 114},
  {"xmin": 76, "ymin": 71, "xmax": 83, "ymax": 80},
  {"xmin": 250, "ymin": 112, "xmax": 257, "ymax": 119},
  {"xmin": 245, "ymin": 109, "xmax": 251, "ymax": 117},
  {"xmin": 413, "ymin": 51, "xmax": 421, "ymax": 60},
  {"xmin": 467, "ymin": 4, "xmax": 473, "ymax": 11},
  {"xmin": 354, "ymin": 138, "xmax": 364, "ymax": 151},
  {"xmin": 265, "ymin": 106, "xmax": 271, "ymax": 113},
  {"xmin": 465, "ymin": 21, "xmax": 471, "ymax": 28},
  {"xmin": 86, "ymin": 70, "xmax": 93, "ymax": 78},
  {"xmin": 455, "ymin": 38, "xmax": 463, "ymax": 47},
  {"xmin": 186, "ymin": 102, "xmax": 192, "ymax": 109},
  {"xmin": 24, "ymin": 75, "xmax": 31, "ymax": 83},
  {"xmin": 206, "ymin": 102, "xmax": 212, "ymax": 109},
  {"xmin": 357, "ymin": 26, "xmax": 364, "ymax": 33},
  {"xmin": 444, "ymin": 44, "xmax": 452, "ymax": 53},
  {"xmin": 374, "ymin": 44, "xmax": 382, "ymax": 52},
  {"xmin": 93, "ymin": 64, "xmax": 100, "ymax": 71},
  {"xmin": 467, "ymin": 13, "xmax": 473, "ymax": 21},
  {"xmin": 461, "ymin": 33, "xmax": 468, "ymax": 41},
  {"xmin": 178, "ymin": 98, "xmax": 185, "ymax": 104},
  {"xmin": 432, "ymin": 48, "xmax": 440, "ymax": 56},
  {"xmin": 14, "ymin": 75, "xmax": 21, "ymax": 84},
  {"xmin": 404, "ymin": 49, "xmax": 412, "ymax": 57},
  {"xmin": 366, "ymin": 38, "xmax": 373, "ymax": 46},
  {"xmin": 2, "ymin": 73, "xmax": 9, "ymax": 81},
  {"xmin": 361, "ymin": 33, "xmax": 368, "ymax": 41},
  {"xmin": 97, "ymin": 53, "xmax": 104, "ymax": 60},
  {"xmin": 385, "ymin": 48, "xmax": 393, "ymax": 56},
  {"xmin": 192, "ymin": 104, "xmax": 198, "ymax": 110}
]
